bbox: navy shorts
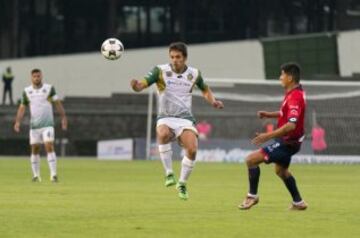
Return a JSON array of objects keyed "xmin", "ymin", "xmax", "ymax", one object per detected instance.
[{"xmin": 260, "ymin": 140, "xmax": 300, "ymax": 168}]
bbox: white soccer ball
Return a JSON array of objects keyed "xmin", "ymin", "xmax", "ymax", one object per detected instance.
[{"xmin": 101, "ymin": 38, "xmax": 124, "ymax": 60}]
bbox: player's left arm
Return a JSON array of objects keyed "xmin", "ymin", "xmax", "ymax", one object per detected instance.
[
  {"xmin": 54, "ymin": 100, "xmax": 68, "ymax": 131},
  {"xmin": 50, "ymin": 86, "xmax": 68, "ymax": 131},
  {"xmin": 252, "ymin": 122, "xmax": 296, "ymax": 146},
  {"xmin": 252, "ymin": 97, "xmax": 300, "ymax": 146},
  {"xmin": 196, "ymin": 72, "xmax": 224, "ymax": 109}
]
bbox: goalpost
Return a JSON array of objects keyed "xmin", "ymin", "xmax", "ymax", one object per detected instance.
[{"xmin": 145, "ymin": 78, "xmax": 360, "ymax": 161}]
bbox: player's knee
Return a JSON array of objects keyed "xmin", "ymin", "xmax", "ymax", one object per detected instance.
[
  {"xmin": 31, "ymin": 145, "xmax": 41, "ymax": 154},
  {"xmin": 157, "ymin": 128, "xmax": 171, "ymax": 143},
  {"xmin": 45, "ymin": 142, "xmax": 54, "ymax": 153},
  {"xmin": 275, "ymin": 168, "xmax": 288, "ymax": 179},
  {"xmin": 186, "ymin": 146, "xmax": 197, "ymax": 159},
  {"xmin": 246, "ymin": 154, "xmax": 257, "ymax": 167}
]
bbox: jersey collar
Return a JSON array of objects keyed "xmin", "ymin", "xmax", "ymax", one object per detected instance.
[
  {"xmin": 169, "ymin": 64, "xmax": 188, "ymax": 75},
  {"xmin": 286, "ymin": 84, "xmax": 302, "ymax": 95}
]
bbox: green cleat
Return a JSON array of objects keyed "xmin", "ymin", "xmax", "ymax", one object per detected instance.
[
  {"xmin": 32, "ymin": 176, "xmax": 41, "ymax": 182},
  {"xmin": 176, "ymin": 182, "xmax": 189, "ymax": 200},
  {"xmin": 165, "ymin": 173, "xmax": 176, "ymax": 187},
  {"xmin": 51, "ymin": 175, "xmax": 59, "ymax": 183}
]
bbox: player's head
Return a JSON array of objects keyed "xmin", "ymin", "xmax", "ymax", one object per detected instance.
[
  {"xmin": 169, "ymin": 42, "xmax": 187, "ymax": 71},
  {"xmin": 31, "ymin": 68, "xmax": 43, "ymax": 86},
  {"xmin": 279, "ymin": 62, "xmax": 301, "ymax": 88}
]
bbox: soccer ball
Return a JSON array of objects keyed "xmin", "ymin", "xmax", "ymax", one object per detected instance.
[{"xmin": 101, "ymin": 38, "xmax": 124, "ymax": 60}]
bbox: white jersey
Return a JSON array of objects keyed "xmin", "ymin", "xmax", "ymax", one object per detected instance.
[
  {"xmin": 21, "ymin": 84, "xmax": 59, "ymax": 129},
  {"xmin": 142, "ymin": 64, "xmax": 208, "ymax": 122}
]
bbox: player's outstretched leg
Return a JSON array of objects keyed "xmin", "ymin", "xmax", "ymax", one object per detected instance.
[
  {"xmin": 45, "ymin": 142, "xmax": 58, "ymax": 182},
  {"xmin": 30, "ymin": 144, "xmax": 41, "ymax": 182},
  {"xmin": 157, "ymin": 125, "xmax": 176, "ymax": 187},
  {"xmin": 239, "ymin": 150, "xmax": 265, "ymax": 210},
  {"xmin": 275, "ymin": 164, "xmax": 307, "ymax": 210},
  {"xmin": 177, "ymin": 130, "xmax": 197, "ymax": 200}
]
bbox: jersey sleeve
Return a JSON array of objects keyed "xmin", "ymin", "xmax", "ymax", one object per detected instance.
[
  {"xmin": 195, "ymin": 71, "xmax": 209, "ymax": 92},
  {"xmin": 141, "ymin": 66, "xmax": 160, "ymax": 87},
  {"xmin": 49, "ymin": 86, "xmax": 60, "ymax": 101},
  {"xmin": 21, "ymin": 91, "xmax": 29, "ymax": 106},
  {"xmin": 286, "ymin": 96, "xmax": 301, "ymax": 124}
]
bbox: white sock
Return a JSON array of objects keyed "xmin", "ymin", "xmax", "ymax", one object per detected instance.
[
  {"xmin": 47, "ymin": 152, "xmax": 57, "ymax": 177},
  {"xmin": 158, "ymin": 143, "xmax": 173, "ymax": 175},
  {"xmin": 179, "ymin": 156, "xmax": 195, "ymax": 183},
  {"xmin": 30, "ymin": 154, "xmax": 40, "ymax": 177}
]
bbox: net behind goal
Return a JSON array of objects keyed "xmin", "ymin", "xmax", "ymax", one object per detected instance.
[{"xmin": 191, "ymin": 79, "xmax": 360, "ymax": 156}]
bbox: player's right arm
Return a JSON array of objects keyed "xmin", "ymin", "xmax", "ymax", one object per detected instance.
[
  {"xmin": 14, "ymin": 91, "xmax": 30, "ymax": 132},
  {"xmin": 257, "ymin": 111, "xmax": 280, "ymax": 119},
  {"xmin": 131, "ymin": 66, "xmax": 160, "ymax": 92},
  {"xmin": 14, "ymin": 91, "xmax": 29, "ymax": 132}
]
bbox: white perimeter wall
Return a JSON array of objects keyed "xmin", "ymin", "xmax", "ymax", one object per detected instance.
[
  {"xmin": 0, "ymin": 40, "xmax": 264, "ymax": 99},
  {"xmin": 337, "ymin": 30, "xmax": 360, "ymax": 77}
]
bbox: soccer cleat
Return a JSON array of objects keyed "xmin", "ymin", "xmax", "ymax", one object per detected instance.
[
  {"xmin": 238, "ymin": 195, "xmax": 259, "ymax": 210},
  {"xmin": 289, "ymin": 201, "xmax": 308, "ymax": 211},
  {"xmin": 32, "ymin": 176, "xmax": 41, "ymax": 182},
  {"xmin": 50, "ymin": 175, "xmax": 59, "ymax": 183},
  {"xmin": 176, "ymin": 182, "xmax": 189, "ymax": 200},
  {"xmin": 165, "ymin": 173, "xmax": 176, "ymax": 187}
]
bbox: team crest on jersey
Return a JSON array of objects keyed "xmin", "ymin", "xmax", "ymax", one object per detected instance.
[
  {"xmin": 166, "ymin": 71, "xmax": 172, "ymax": 77},
  {"xmin": 42, "ymin": 89, "xmax": 47, "ymax": 93},
  {"xmin": 187, "ymin": 74, "xmax": 193, "ymax": 81}
]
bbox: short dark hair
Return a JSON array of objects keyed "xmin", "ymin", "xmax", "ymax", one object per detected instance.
[
  {"xmin": 169, "ymin": 42, "xmax": 187, "ymax": 58},
  {"xmin": 31, "ymin": 68, "xmax": 41, "ymax": 74},
  {"xmin": 281, "ymin": 62, "xmax": 301, "ymax": 83}
]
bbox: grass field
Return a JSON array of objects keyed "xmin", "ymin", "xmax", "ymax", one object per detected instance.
[{"xmin": 0, "ymin": 157, "xmax": 359, "ymax": 238}]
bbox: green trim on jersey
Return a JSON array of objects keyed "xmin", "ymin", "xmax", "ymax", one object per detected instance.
[
  {"xmin": 48, "ymin": 86, "xmax": 57, "ymax": 100},
  {"xmin": 144, "ymin": 66, "xmax": 160, "ymax": 86},
  {"xmin": 195, "ymin": 71, "xmax": 208, "ymax": 92},
  {"xmin": 31, "ymin": 120, "xmax": 54, "ymax": 129},
  {"xmin": 144, "ymin": 66, "xmax": 166, "ymax": 92},
  {"xmin": 157, "ymin": 70, "xmax": 166, "ymax": 92},
  {"xmin": 21, "ymin": 91, "xmax": 30, "ymax": 106}
]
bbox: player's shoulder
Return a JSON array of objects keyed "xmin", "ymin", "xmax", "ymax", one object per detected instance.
[
  {"xmin": 43, "ymin": 83, "xmax": 53, "ymax": 89},
  {"xmin": 186, "ymin": 65, "xmax": 200, "ymax": 74},
  {"xmin": 288, "ymin": 86, "xmax": 305, "ymax": 102},
  {"xmin": 156, "ymin": 64, "xmax": 170, "ymax": 71},
  {"xmin": 24, "ymin": 85, "xmax": 33, "ymax": 93},
  {"xmin": 186, "ymin": 66, "xmax": 202, "ymax": 81}
]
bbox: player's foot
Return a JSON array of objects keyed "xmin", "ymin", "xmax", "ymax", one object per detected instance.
[
  {"xmin": 238, "ymin": 194, "xmax": 259, "ymax": 210},
  {"xmin": 176, "ymin": 182, "xmax": 189, "ymax": 200},
  {"xmin": 50, "ymin": 175, "xmax": 59, "ymax": 183},
  {"xmin": 32, "ymin": 176, "xmax": 41, "ymax": 182},
  {"xmin": 165, "ymin": 173, "xmax": 176, "ymax": 187},
  {"xmin": 289, "ymin": 200, "xmax": 308, "ymax": 211}
]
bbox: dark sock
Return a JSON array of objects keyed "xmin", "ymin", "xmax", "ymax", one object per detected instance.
[
  {"xmin": 283, "ymin": 175, "xmax": 302, "ymax": 202},
  {"xmin": 248, "ymin": 167, "xmax": 260, "ymax": 195}
]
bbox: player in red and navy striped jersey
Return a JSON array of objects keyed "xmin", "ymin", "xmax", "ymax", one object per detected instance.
[{"xmin": 239, "ymin": 62, "xmax": 308, "ymax": 211}]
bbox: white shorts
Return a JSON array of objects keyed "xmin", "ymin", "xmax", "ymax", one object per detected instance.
[
  {"xmin": 29, "ymin": 127, "xmax": 55, "ymax": 145},
  {"xmin": 157, "ymin": 117, "xmax": 198, "ymax": 140}
]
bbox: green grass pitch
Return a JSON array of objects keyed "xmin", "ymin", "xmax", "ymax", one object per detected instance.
[{"xmin": 0, "ymin": 157, "xmax": 359, "ymax": 238}]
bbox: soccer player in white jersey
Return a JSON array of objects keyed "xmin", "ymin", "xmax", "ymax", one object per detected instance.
[
  {"xmin": 131, "ymin": 42, "xmax": 224, "ymax": 200},
  {"xmin": 14, "ymin": 69, "xmax": 68, "ymax": 182}
]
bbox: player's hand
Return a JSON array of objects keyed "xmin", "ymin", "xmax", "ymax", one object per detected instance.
[
  {"xmin": 251, "ymin": 132, "xmax": 270, "ymax": 146},
  {"xmin": 14, "ymin": 122, "xmax": 20, "ymax": 133},
  {"xmin": 61, "ymin": 117, "xmax": 68, "ymax": 131},
  {"xmin": 212, "ymin": 100, "xmax": 224, "ymax": 109},
  {"xmin": 130, "ymin": 79, "xmax": 142, "ymax": 92},
  {"xmin": 257, "ymin": 111, "xmax": 268, "ymax": 119}
]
